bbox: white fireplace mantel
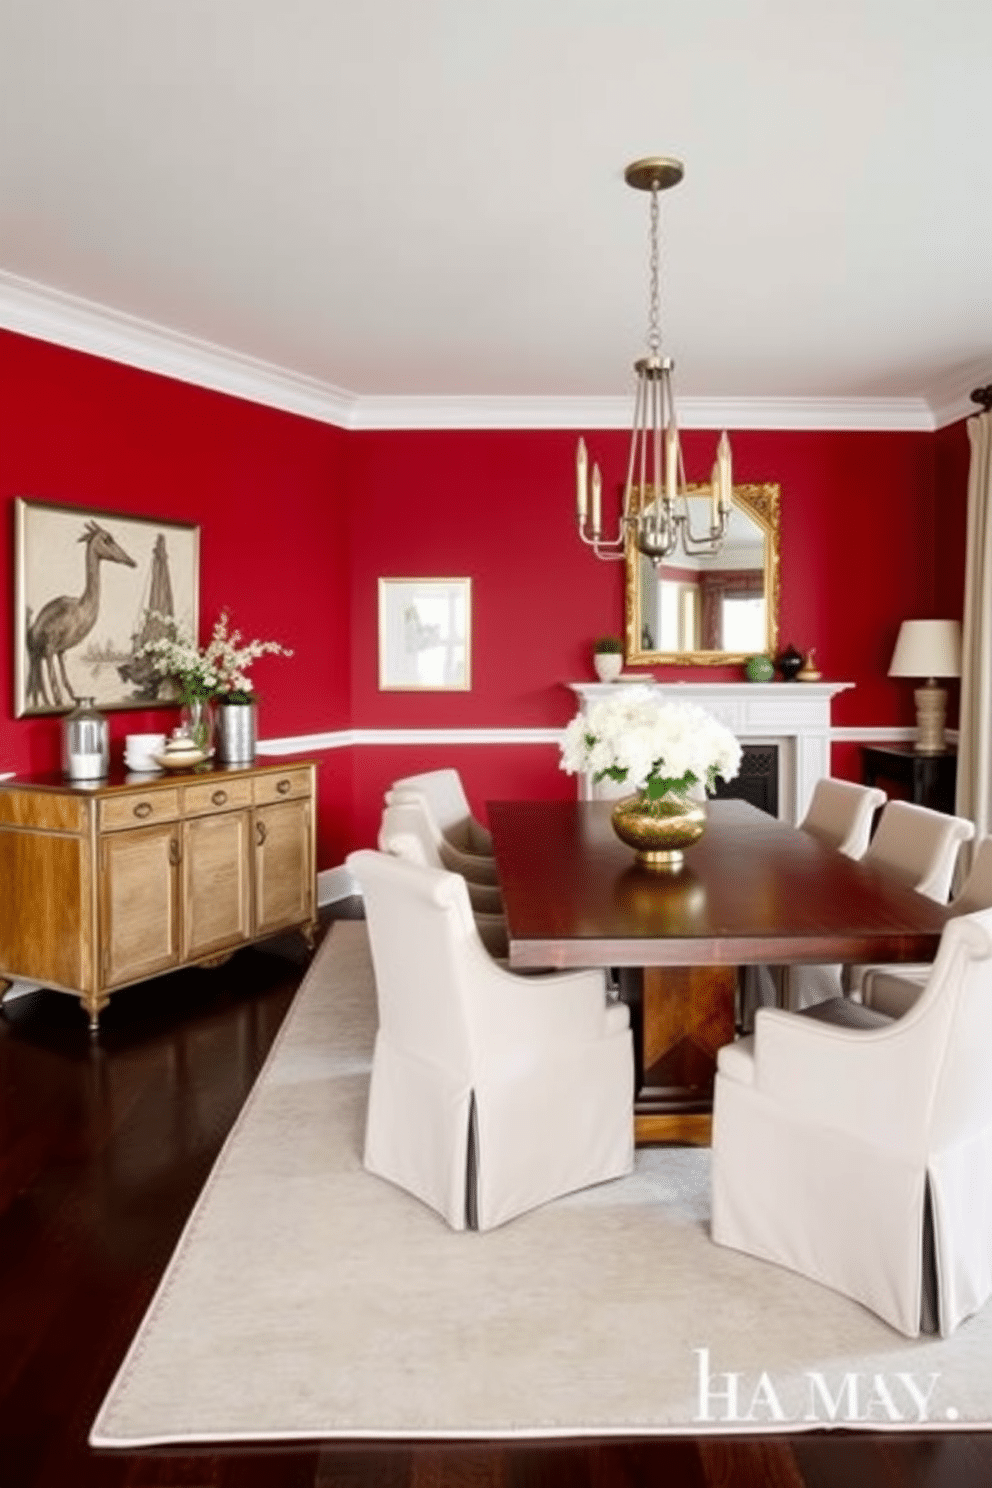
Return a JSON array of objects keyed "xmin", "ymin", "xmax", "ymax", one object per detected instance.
[{"xmin": 567, "ymin": 680, "xmax": 854, "ymax": 826}]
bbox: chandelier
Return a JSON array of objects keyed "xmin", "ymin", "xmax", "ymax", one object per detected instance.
[{"xmin": 575, "ymin": 157, "xmax": 733, "ymax": 565}]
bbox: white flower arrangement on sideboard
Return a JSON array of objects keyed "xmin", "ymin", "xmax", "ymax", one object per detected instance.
[{"xmin": 138, "ymin": 609, "xmax": 293, "ymax": 705}]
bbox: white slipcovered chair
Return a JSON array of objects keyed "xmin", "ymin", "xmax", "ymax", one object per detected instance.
[
  {"xmin": 384, "ymin": 782, "xmax": 500, "ymax": 887},
  {"xmin": 862, "ymin": 836, "xmax": 992, "ymax": 1018},
  {"xmin": 378, "ymin": 800, "xmax": 508, "ymax": 959},
  {"xmin": 347, "ymin": 849, "xmax": 634, "ymax": 1232},
  {"xmin": 799, "ymin": 777, "xmax": 887, "ymax": 858},
  {"xmin": 790, "ymin": 799, "xmax": 975, "ymax": 1010},
  {"xmin": 378, "ymin": 800, "xmax": 503, "ymax": 911},
  {"xmin": 712, "ymin": 906, "xmax": 992, "ymax": 1337},
  {"xmin": 387, "ymin": 767, "xmax": 494, "ymax": 856}
]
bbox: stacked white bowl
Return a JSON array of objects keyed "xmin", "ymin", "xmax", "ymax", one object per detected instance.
[{"xmin": 124, "ymin": 733, "xmax": 167, "ymax": 773}]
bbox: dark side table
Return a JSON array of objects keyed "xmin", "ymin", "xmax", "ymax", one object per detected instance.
[{"xmin": 861, "ymin": 743, "xmax": 958, "ymax": 816}]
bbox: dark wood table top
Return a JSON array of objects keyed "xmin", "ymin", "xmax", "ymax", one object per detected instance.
[{"xmin": 488, "ymin": 798, "xmax": 954, "ymax": 970}]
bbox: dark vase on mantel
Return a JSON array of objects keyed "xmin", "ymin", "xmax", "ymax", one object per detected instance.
[{"xmin": 776, "ymin": 644, "xmax": 804, "ymax": 682}]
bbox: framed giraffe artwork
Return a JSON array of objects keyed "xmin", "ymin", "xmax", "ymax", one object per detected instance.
[{"xmin": 13, "ymin": 498, "xmax": 200, "ymax": 717}]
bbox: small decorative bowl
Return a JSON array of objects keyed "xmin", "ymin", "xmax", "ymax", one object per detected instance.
[{"xmin": 153, "ymin": 747, "xmax": 208, "ymax": 771}]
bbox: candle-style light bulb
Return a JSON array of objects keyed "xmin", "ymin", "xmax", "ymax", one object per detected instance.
[
  {"xmin": 591, "ymin": 463, "xmax": 602, "ymax": 536},
  {"xmin": 710, "ymin": 461, "xmax": 720, "ymax": 526},
  {"xmin": 665, "ymin": 423, "xmax": 678, "ymax": 506},
  {"xmin": 576, "ymin": 438, "xmax": 588, "ymax": 525},
  {"xmin": 717, "ymin": 431, "xmax": 732, "ymax": 513}
]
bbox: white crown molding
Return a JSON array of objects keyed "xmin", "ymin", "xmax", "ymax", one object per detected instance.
[
  {"xmin": 352, "ymin": 393, "xmax": 936, "ymax": 432},
  {"xmin": 0, "ymin": 269, "xmax": 356, "ymax": 428},
  {"xmin": 0, "ymin": 269, "xmax": 959, "ymax": 435},
  {"xmin": 924, "ymin": 355, "xmax": 992, "ymax": 430},
  {"xmin": 931, "ymin": 388, "xmax": 986, "ymax": 431},
  {"xmin": 679, "ymin": 396, "xmax": 934, "ymax": 433}
]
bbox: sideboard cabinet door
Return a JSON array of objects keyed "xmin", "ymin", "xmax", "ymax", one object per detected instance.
[
  {"xmin": 181, "ymin": 810, "xmax": 253, "ymax": 960},
  {"xmin": 99, "ymin": 824, "xmax": 181, "ymax": 988},
  {"xmin": 253, "ymin": 798, "xmax": 315, "ymax": 938}
]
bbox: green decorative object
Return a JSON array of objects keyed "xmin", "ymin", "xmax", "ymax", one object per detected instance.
[{"xmin": 744, "ymin": 654, "xmax": 775, "ymax": 683}]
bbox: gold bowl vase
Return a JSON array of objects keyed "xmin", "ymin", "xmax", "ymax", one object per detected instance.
[{"xmin": 611, "ymin": 792, "xmax": 707, "ymax": 871}]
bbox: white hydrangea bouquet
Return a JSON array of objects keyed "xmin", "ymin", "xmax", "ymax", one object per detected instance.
[{"xmin": 560, "ymin": 686, "xmax": 742, "ymax": 803}]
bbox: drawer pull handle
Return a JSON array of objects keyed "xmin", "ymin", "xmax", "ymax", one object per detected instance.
[
  {"xmin": 256, "ymin": 820, "xmax": 267, "ymax": 846},
  {"xmin": 133, "ymin": 801, "xmax": 153, "ymax": 819},
  {"xmin": 211, "ymin": 789, "xmax": 228, "ymax": 806},
  {"xmin": 169, "ymin": 837, "xmax": 181, "ymax": 866},
  {"xmin": 277, "ymin": 778, "xmax": 291, "ymax": 795}
]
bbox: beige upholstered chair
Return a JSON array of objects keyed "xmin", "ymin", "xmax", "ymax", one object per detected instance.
[
  {"xmin": 799, "ymin": 778, "xmax": 887, "ymax": 858},
  {"xmin": 713, "ymin": 907, "xmax": 992, "ymax": 1337},
  {"xmin": 757, "ymin": 778, "xmax": 885, "ymax": 1020},
  {"xmin": 378, "ymin": 801, "xmax": 507, "ymax": 959},
  {"xmin": 347, "ymin": 849, "xmax": 634, "ymax": 1232},
  {"xmin": 790, "ymin": 799, "xmax": 975, "ymax": 1010},
  {"xmin": 384, "ymin": 782, "xmax": 500, "ymax": 887},
  {"xmin": 860, "ymin": 799, "xmax": 974, "ymax": 901},
  {"xmin": 387, "ymin": 767, "xmax": 494, "ymax": 856},
  {"xmin": 862, "ymin": 836, "xmax": 992, "ymax": 1018}
]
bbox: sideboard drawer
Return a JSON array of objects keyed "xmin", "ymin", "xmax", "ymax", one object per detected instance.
[
  {"xmin": 99, "ymin": 789, "xmax": 181, "ymax": 832},
  {"xmin": 183, "ymin": 777, "xmax": 254, "ymax": 816},
  {"xmin": 254, "ymin": 768, "xmax": 312, "ymax": 805}
]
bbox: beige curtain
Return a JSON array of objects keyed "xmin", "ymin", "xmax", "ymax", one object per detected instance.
[{"xmin": 956, "ymin": 411, "xmax": 992, "ymax": 846}]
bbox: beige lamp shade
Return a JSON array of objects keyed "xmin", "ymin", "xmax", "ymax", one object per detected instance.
[
  {"xmin": 888, "ymin": 619, "xmax": 962, "ymax": 681},
  {"xmin": 889, "ymin": 619, "xmax": 961, "ymax": 754}
]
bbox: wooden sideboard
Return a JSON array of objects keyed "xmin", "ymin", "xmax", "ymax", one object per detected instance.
[{"xmin": 0, "ymin": 757, "xmax": 318, "ymax": 1028}]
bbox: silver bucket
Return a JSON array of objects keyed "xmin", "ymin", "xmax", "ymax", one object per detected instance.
[{"xmin": 216, "ymin": 700, "xmax": 257, "ymax": 764}]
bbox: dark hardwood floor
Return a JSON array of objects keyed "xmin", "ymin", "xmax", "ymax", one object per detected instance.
[{"xmin": 2, "ymin": 901, "xmax": 991, "ymax": 1487}]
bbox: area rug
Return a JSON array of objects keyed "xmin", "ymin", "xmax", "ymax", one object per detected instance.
[{"xmin": 91, "ymin": 922, "xmax": 992, "ymax": 1445}]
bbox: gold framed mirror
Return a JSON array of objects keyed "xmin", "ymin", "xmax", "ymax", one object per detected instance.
[{"xmin": 624, "ymin": 483, "xmax": 781, "ymax": 666}]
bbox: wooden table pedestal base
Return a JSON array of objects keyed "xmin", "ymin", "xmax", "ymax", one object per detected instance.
[{"xmin": 623, "ymin": 963, "xmax": 737, "ymax": 1146}]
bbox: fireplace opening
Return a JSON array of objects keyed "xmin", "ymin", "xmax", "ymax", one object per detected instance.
[{"xmin": 712, "ymin": 743, "xmax": 779, "ymax": 818}]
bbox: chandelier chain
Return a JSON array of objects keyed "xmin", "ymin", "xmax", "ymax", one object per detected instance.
[{"xmin": 647, "ymin": 182, "xmax": 661, "ymax": 361}]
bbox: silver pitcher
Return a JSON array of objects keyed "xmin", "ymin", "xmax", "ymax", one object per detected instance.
[{"xmin": 61, "ymin": 697, "xmax": 110, "ymax": 779}]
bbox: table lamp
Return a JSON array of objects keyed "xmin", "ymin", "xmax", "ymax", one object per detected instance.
[{"xmin": 888, "ymin": 619, "xmax": 962, "ymax": 754}]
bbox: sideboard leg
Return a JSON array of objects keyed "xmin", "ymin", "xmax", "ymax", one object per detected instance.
[{"xmin": 83, "ymin": 994, "xmax": 109, "ymax": 1033}]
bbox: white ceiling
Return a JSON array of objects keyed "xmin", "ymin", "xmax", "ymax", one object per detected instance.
[{"xmin": 1, "ymin": 0, "xmax": 990, "ymax": 428}]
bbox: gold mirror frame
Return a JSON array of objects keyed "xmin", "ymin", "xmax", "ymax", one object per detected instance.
[{"xmin": 624, "ymin": 482, "xmax": 781, "ymax": 666}]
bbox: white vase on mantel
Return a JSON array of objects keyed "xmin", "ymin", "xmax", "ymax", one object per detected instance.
[{"xmin": 594, "ymin": 653, "xmax": 624, "ymax": 683}]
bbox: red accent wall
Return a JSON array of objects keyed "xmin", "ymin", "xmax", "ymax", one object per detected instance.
[
  {"xmin": 348, "ymin": 426, "xmax": 942, "ymax": 733},
  {"xmin": 0, "ymin": 330, "xmax": 352, "ymax": 859},
  {"xmin": 0, "ymin": 328, "xmax": 972, "ymax": 869}
]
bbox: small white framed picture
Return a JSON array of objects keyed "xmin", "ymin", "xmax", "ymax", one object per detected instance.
[{"xmin": 378, "ymin": 578, "xmax": 471, "ymax": 691}]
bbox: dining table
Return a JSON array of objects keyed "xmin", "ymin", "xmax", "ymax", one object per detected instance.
[{"xmin": 487, "ymin": 797, "xmax": 954, "ymax": 1146}]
